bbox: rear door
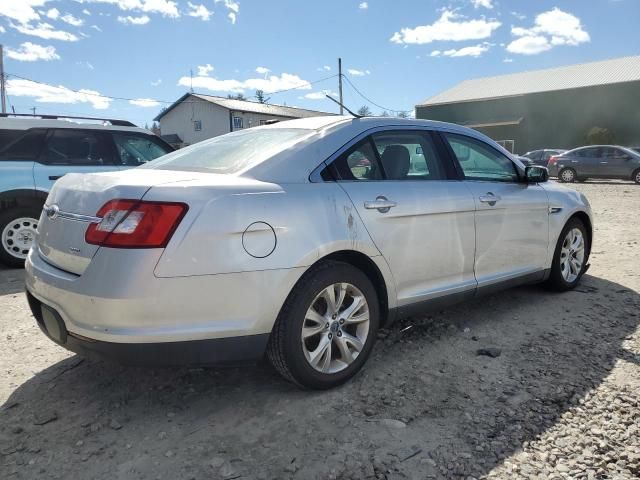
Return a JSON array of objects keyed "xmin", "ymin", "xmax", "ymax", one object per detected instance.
[
  {"xmin": 441, "ymin": 132, "xmax": 549, "ymax": 288},
  {"xmin": 33, "ymin": 129, "xmax": 121, "ymax": 191},
  {"xmin": 330, "ymin": 129, "xmax": 477, "ymax": 307}
]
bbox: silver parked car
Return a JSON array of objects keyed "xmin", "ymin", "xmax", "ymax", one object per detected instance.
[
  {"xmin": 548, "ymin": 145, "xmax": 640, "ymax": 183},
  {"xmin": 25, "ymin": 116, "xmax": 593, "ymax": 389}
]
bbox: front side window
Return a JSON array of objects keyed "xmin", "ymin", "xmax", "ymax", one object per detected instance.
[
  {"xmin": 0, "ymin": 128, "xmax": 47, "ymax": 160},
  {"xmin": 42, "ymin": 129, "xmax": 115, "ymax": 166},
  {"xmin": 141, "ymin": 128, "xmax": 312, "ymax": 174},
  {"xmin": 603, "ymin": 147, "xmax": 632, "ymax": 161},
  {"xmin": 233, "ymin": 117, "xmax": 243, "ymax": 129},
  {"xmin": 444, "ymin": 133, "xmax": 519, "ymax": 182},
  {"xmin": 112, "ymin": 133, "xmax": 172, "ymax": 165}
]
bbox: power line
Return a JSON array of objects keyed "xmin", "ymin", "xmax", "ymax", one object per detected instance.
[
  {"xmin": 341, "ymin": 74, "xmax": 410, "ymax": 114},
  {"xmin": 5, "ymin": 72, "xmax": 340, "ymax": 105}
]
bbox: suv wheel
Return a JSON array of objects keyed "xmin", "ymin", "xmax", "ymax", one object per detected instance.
[
  {"xmin": 558, "ymin": 168, "xmax": 576, "ymax": 183},
  {"xmin": 0, "ymin": 207, "xmax": 41, "ymax": 268},
  {"xmin": 267, "ymin": 261, "xmax": 379, "ymax": 389}
]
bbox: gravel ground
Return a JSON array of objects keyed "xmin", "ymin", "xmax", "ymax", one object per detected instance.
[{"xmin": 1, "ymin": 181, "xmax": 638, "ymax": 480}]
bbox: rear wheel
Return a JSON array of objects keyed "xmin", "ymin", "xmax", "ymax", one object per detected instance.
[
  {"xmin": 545, "ymin": 218, "xmax": 589, "ymax": 291},
  {"xmin": 267, "ymin": 261, "xmax": 379, "ymax": 389},
  {"xmin": 558, "ymin": 168, "xmax": 576, "ymax": 183},
  {"xmin": 633, "ymin": 169, "xmax": 640, "ymax": 184},
  {"xmin": 0, "ymin": 207, "xmax": 41, "ymax": 268}
]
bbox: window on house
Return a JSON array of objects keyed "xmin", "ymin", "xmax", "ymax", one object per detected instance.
[
  {"xmin": 194, "ymin": 120, "xmax": 202, "ymax": 131},
  {"xmin": 233, "ymin": 117, "xmax": 244, "ymax": 129}
]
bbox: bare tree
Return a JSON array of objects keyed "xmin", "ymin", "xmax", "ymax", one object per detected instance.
[
  {"xmin": 255, "ymin": 90, "xmax": 270, "ymax": 104},
  {"xmin": 357, "ymin": 105, "xmax": 372, "ymax": 116},
  {"xmin": 227, "ymin": 93, "xmax": 247, "ymax": 101}
]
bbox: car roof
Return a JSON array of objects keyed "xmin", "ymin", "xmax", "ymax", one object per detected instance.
[{"xmin": 0, "ymin": 117, "xmax": 151, "ymax": 134}]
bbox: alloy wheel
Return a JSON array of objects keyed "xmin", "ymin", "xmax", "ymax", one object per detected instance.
[
  {"xmin": 1, "ymin": 217, "xmax": 38, "ymax": 260},
  {"xmin": 560, "ymin": 228, "xmax": 585, "ymax": 283},
  {"xmin": 560, "ymin": 169, "xmax": 575, "ymax": 182},
  {"xmin": 301, "ymin": 282, "xmax": 370, "ymax": 374}
]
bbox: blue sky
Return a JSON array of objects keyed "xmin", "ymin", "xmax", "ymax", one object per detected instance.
[{"xmin": 1, "ymin": 0, "xmax": 639, "ymax": 127}]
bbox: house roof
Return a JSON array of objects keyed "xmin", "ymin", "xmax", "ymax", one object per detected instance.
[
  {"xmin": 154, "ymin": 93, "xmax": 335, "ymax": 121},
  {"xmin": 417, "ymin": 55, "xmax": 640, "ymax": 107}
]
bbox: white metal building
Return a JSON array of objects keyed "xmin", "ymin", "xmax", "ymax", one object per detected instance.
[{"xmin": 154, "ymin": 93, "xmax": 334, "ymax": 146}]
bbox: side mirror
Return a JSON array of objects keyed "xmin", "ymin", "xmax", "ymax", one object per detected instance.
[{"xmin": 525, "ymin": 165, "xmax": 549, "ymax": 183}]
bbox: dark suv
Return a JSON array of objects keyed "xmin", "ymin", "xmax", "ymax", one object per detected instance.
[
  {"xmin": 548, "ymin": 145, "xmax": 640, "ymax": 184},
  {"xmin": 0, "ymin": 114, "xmax": 173, "ymax": 267}
]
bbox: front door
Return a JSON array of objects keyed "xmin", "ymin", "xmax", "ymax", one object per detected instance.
[
  {"xmin": 441, "ymin": 132, "xmax": 549, "ymax": 288},
  {"xmin": 33, "ymin": 129, "xmax": 121, "ymax": 193},
  {"xmin": 330, "ymin": 130, "xmax": 477, "ymax": 306}
]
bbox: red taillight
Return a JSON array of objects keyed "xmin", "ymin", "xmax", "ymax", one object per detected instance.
[
  {"xmin": 85, "ymin": 199, "xmax": 188, "ymax": 248},
  {"xmin": 548, "ymin": 156, "xmax": 559, "ymax": 166}
]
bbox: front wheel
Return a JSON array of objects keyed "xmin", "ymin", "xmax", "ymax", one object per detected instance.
[
  {"xmin": 545, "ymin": 218, "xmax": 590, "ymax": 291},
  {"xmin": 267, "ymin": 261, "xmax": 379, "ymax": 389},
  {"xmin": 633, "ymin": 169, "xmax": 640, "ymax": 184},
  {"xmin": 0, "ymin": 207, "xmax": 41, "ymax": 268}
]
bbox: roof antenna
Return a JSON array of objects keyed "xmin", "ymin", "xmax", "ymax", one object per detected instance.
[{"xmin": 325, "ymin": 94, "xmax": 362, "ymax": 118}]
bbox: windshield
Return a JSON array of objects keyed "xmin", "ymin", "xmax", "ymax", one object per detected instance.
[{"xmin": 140, "ymin": 128, "xmax": 313, "ymax": 174}]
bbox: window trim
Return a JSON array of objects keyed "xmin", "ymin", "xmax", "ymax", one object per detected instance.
[
  {"xmin": 193, "ymin": 120, "xmax": 202, "ymax": 132},
  {"xmin": 311, "ymin": 126, "xmax": 461, "ymax": 183},
  {"xmin": 437, "ymin": 131, "xmax": 522, "ymax": 183}
]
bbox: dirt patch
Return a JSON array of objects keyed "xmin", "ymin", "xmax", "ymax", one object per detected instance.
[{"xmin": 1, "ymin": 181, "xmax": 639, "ymax": 479}]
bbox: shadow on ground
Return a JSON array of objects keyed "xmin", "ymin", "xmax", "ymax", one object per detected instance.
[
  {"xmin": 0, "ymin": 266, "xmax": 24, "ymax": 296},
  {"xmin": 1, "ymin": 274, "xmax": 638, "ymax": 479}
]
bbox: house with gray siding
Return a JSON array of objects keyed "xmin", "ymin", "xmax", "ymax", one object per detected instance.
[{"xmin": 154, "ymin": 93, "xmax": 334, "ymax": 146}]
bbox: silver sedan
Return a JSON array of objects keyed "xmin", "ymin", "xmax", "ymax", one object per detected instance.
[{"xmin": 25, "ymin": 116, "xmax": 593, "ymax": 389}]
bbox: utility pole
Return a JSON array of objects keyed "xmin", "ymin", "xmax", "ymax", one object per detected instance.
[
  {"xmin": 31, "ymin": 107, "xmax": 36, "ymax": 115},
  {"xmin": 190, "ymin": 69, "xmax": 194, "ymax": 93},
  {"xmin": 338, "ymin": 58, "xmax": 344, "ymax": 115},
  {"xmin": 0, "ymin": 45, "xmax": 6, "ymax": 114}
]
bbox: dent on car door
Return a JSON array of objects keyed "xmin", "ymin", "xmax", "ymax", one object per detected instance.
[
  {"xmin": 33, "ymin": 129, "xmax": 121, "ymax": 192},
  {"xmin": 442, "ymin": 132, "xmax": 549, "ymax": 287},
  {"xmin": 328, "ymin": 129, "xmax": 477, "ymax": 307}
]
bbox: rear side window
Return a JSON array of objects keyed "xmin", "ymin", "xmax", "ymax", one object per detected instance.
[
  {"xmin": 0, "ymin": 129, "xmax": 47, "ymax": 160},
  {"xmin": 42, "ymin": 129, "xmax": 115, "ymax": 166},
  {"xmin": 444, "ymin": 133, "xmax": 519, "ymax": 182},
  {"xmin": 327, "ymin": 140, "xmax": 383, "ymax": 181},
  {"xmin": 112, "ymin": 133, "xmax": 172, "ymax": 165}
]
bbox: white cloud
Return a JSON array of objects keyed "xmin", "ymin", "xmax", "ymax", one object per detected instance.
[
  {"xmin": 80, "ymin": 0, "xmax": 179, "ymax": 18},
  {"xmin": 0, "ymin": 26, "xmax": 5, "ymax": 33},
  {"xmin": 61, "ymin": 13, "xmax": 84, "ymax": 26},
  {"xmin": 0, "ymin": 0, "xmax": 47, "ymax": 24},
  {"xmin": 76, "ymin": 60, "xmax": 95, "ymax": 69},
  {"xmin": 471, "ymin": 0, "xmax": 493, "ymax": 9},
  {"xmin": 506, "ymin": 35, "xmax": 551, "ymax": 55},
  {"xmin": 303, "ymin": 90, "xmax": 337, "ymax": 100},
  {"xmin": 7, "ymin": 78, "xmax": 111, "ymax": 109},
  {"xmin": 6, "ymin": 42, "xmax": 60, "ymax": 62},
  {"xmin": 255, "ymin": 66, "xmax": 270, "ymax": 75},
  {"xmin": 511, "ymin": 11, "xmax": 526, "ymax": 21},
  {"xmin": 91, "ymin": 24, "xmax": 102, "ymax": 31},
  {"xmin": 178, "ymin": 71, "xmax": 312, "ymax": 94},
  {"xmin": 151, "ymin": 78, "xmax": 162, "ymax": 86},
  {"xmin": 10, "ymin": 21, "xmax": 79, "ymax": 41},
  {"xmin": 348, "ymin": 68, "xmax": 370, "ymax": 76},
  {"xmin": 443, "ymin": 43, "xmax": 490, "ymax": 57},
  {"xmin": 215, "ymin": 0, "xmax": 239, "ymax": 23},
  {"xmin": 129, "ymin": 98, "xmax": 160, "ymax": 107},
  {"xmin": 117, "ymin": 14, "xmax": 150, "ymax": 25},
  {"xmin": 391, "ymin": 10, "xmax": 501, "ymax": 45},
  {"xmin": 83, "ymin": 9, "xmax": 91, "ymax": 15},
  {"xmin": 46, "ymin": 8, "xmax": 59, "ymax": 20},
  {"xmin": 507, "ymin": 8, "xmax": 589, "ymax": 55},
  {"xmin": 317, "ymin": 65, "xmax": 331, "ymax": 72},
  {"xmin": 503, "ymin": 58, "xmax": 514, "ymax": 63},
  {"xmin": 197, "ymin": 63, "xmax": 214, "ymax": 76},
  {"xmin": 187, "ymin": 2, "xmax": 212, "ymax": 21},
  {"xmin": 359, "ymin": 2, "xmax": 368, "ymax": 10},
  {"xmin": 430, "ymin": 50, "xmax": 441, "ymax": 57}
]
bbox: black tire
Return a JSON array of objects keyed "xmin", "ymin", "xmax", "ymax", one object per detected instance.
[
  {"xmin": 0, "ymin": 207, "xmax": 41, "ymax": 268},
  {"xmin": 267, "ymin": 260, "xmax": 380, "ymax": 389},
  {"xmin": 558, "ymin": 168, "xmax": 576, "ymax": 183},
  {"xmin": 632, "ymin": 168, "xmax": 640, "ymax": 184},
  {"xmin": 545, "ymin": 217, "xmax": 590, "ymax": 291}
]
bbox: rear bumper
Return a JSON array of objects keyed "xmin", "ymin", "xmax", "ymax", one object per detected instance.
[
  {"xmin": 25, "ymin": 247, "xmax": 306, "ymax": 360},
  {"xmin": 26, "ymin": 290, "xmax": 269, "ymax": 365}
]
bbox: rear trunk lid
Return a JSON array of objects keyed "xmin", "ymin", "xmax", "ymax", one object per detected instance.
[{"xmin": 36, "ymin": 169, "xmax": 198, "ymax": 275}]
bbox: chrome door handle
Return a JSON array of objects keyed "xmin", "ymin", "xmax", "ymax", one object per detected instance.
[
  {"xmin": 600, "ymin": 161, "xmax": 608, "ymax": 164},
  {"xmin": 479, "ymin": 193, "xmax": 501, "ymax": 206},
  {"xmin": 364, "ymin": 196, "xmax": 397, "ymax": 213}
]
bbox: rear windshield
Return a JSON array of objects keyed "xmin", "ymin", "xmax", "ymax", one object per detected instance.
[{"xmin": 140, "ymin": 128, "xmax": 313, "ymax": 174}]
